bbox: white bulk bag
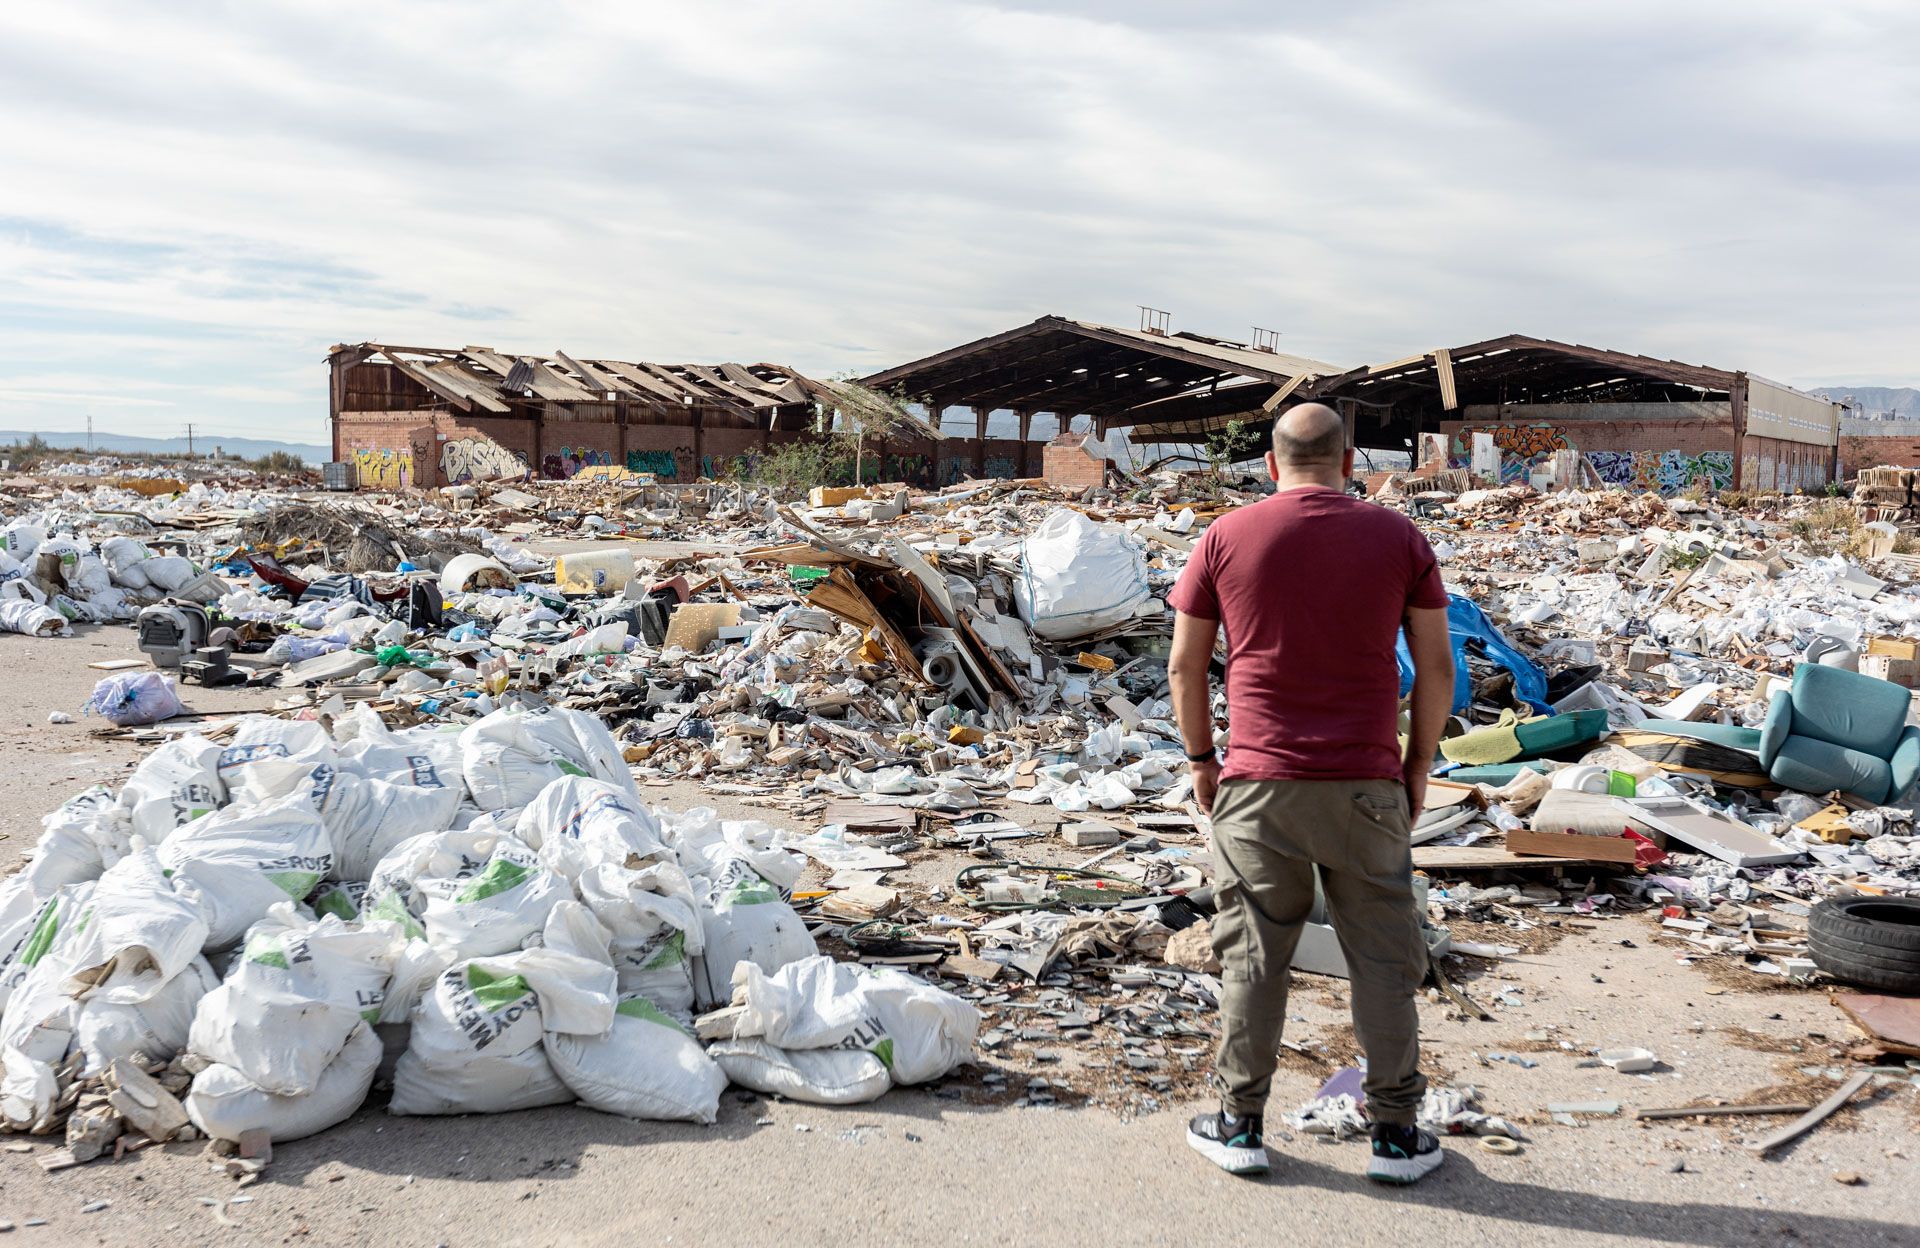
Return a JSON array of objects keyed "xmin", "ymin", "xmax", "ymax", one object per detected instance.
[
  {"xmin": 118, "ymin": 735, "xmax": 225, "ymax": 844},
  {"xmin": 459, "ymin": 706, "xmax": 638, "ymax": 814},
  {"xmin": 188, "ymin": 905, "xmax": 405, "ymax": 1096},
  {"xmin": 303, "ymin": 764, "xmax": 462, "ymax": 881},
  {"xmin": 1012, "ymin": 508, "xmax": 1153, "ymax": 641},
  {"xmin": 186, "ymin": 1020, "xmax": 380, "ymax": 1144},
  {"xmin": 158, "ymin": 794, "xmax": 333, "ymax": 950}
]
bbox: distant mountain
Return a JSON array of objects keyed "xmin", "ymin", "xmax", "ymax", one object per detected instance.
[
  {"xmin": 0, "ymin": 430, "xmax": 327, "ymax": 463},
  {"xmin": 1815, "ymin": 386, "xmax": 1920, "ymax": 420}
]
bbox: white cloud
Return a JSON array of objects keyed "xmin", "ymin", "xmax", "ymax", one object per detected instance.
[{"xmin": 0, "ymin": 0, "xmax": 1914, "ymax": 442}]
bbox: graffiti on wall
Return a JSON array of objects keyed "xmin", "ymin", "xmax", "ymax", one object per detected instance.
[
  {"xmin": 625, "ymin": 449, "xmax": 678, "ymax": 479},
  {"xmin": 1742, "ymin": 453, "xmax": 1830, "ymax": 494},
  {"xmin": 541, "ymin": 446, "xmax": 613, "ymax": 480},
  {"xmin": 1586, "ymin": 449, "xmax": 1733, "ymax": 493},
  {"xmin": 1448, "ymin": 423, "xmax": 1573, "ymax": 483},
  {"xmin": 352, "ymin": 448, "xmax": 411, "ymax": 490},
  {"xmin": 441, "ymin": 437, "xmax": 528, "ymax": 484}
]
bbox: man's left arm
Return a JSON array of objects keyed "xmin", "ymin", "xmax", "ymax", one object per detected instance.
[{"xmin": 1169, "ymin": 609, "xmax": 1222, "ymax": 812}]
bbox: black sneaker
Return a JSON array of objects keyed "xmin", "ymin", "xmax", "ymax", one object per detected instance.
[
  {"xmin": 1367, "ymin": 1122, "xmax": 1444, "ymax": 1184},
  {"xmin": 1186, "ymin": 1110, "xmax": 1269, "ymax": 1176}
]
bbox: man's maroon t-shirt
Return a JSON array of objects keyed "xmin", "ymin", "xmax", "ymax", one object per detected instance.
[{"xmin": 1167, "ymin": 486, "xmax": 1448, "ymax": 782}]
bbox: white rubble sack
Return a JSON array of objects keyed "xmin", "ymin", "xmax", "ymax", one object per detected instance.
[
  {"xmin": 216, "ymin": 717, "xmax": 338, "ymax": 805},
  {"xmin": 388, "ymin": 904, "xmax": 616, "ymax": 1116},
  {"xmin": 0, "ymin": 599, "xmax": 69, "ymax": 637},
  {"xmin": 708, "ymin": 956, "xmax": 979, "ymax": 1105},
  {"xmin": 1012, "ymin": 508, "xmax": 1153, "ymax": 641},
  {"xmin": 301, "ymin": 763, "xmax": 462, "ymax": 881},
  {"xmin": 417, "ymin": 834, "xmax": 567, "ymax": 959},
  {"xmin": 459, "ymin": 705, "xmax": 639, "ymax": 813},
  {"xmin": 577, "ymin": 861, "xmax": 703, "ymax": 1017},
  {"xmin": 118, "ymin": 735, "xmax": 225, "ymax": 844},
  {"xmin": 59, "ymin": 848, "xmax": 210, "ymax": 1003},
  {"xmin": 188, "ymin": 904, "xmax": 405, "ymax": 1096},
  {"xmin": 691, "ymin": 854, "xmax": 816, "ymax": 1009},
  {"xmin": 73, "ymin": 957, "xmax": 217, "ymax": 1075},
  {"xmin": 548, "ymin": 994, "xmax": 725, "ymax": 1123},
  {"xmin": 513, "ymin": 775, "xmax": 669, "ymax": 878},
  {"xmin": 159, "ymin": 793, "xmax": 334, "ymax": 950},
  {"xmin": 186, "ymin": 1020, "xmax": 381, "ymax": 1144}
]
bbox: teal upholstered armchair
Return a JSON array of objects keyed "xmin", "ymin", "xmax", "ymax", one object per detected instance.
[{"xmin": 1758, "ymin": 663, "xmax": 1920, "ymax": 804}]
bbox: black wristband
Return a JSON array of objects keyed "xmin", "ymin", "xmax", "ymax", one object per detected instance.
[{"xmin": 1185, "ymin": 748, "xmax": 1218, "ymax": 764}]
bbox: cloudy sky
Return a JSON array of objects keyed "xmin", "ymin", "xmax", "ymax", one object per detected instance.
[{"xmin": 2, "ymin": 1, "xmax": 1915, "ymax": 445}]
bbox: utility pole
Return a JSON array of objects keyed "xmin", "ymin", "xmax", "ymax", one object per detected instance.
[
  {"xmin": 86, "ymin": 415, "xmax": 92, "ymax": 454},
  {"xmin": 186, "ymin": 423, "xmax": 195, "ymax": 458}
]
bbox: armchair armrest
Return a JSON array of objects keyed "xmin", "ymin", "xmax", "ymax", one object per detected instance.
[
  {"xmin": 1890, "ymin": 725, "xmax": 1920, "ymax": 800},
  {"xmin": 1757, "ymin": 687, "xmax": 1794, "ymax": 770}
]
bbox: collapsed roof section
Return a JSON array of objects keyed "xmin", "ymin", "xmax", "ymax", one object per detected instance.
[
  {"xmin": 1295, "ymin": 335, "xmax": 1748, "ymax": 449},
  {"xmin": 327, "ymin": 342, "xmax": 912, "ymax": 433},
  {"xmin": 861, "ymin": 316, "xmax": 1340, "ymax": 444}
]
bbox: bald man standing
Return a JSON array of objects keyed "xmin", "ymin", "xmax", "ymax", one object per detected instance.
[{"xmin": 1167, "ymin": 403, "xmax": 1455, "ymax": 1183}]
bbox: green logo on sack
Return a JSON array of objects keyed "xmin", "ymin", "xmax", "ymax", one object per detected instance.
[
  {"xmin": 615, "ymin": 995, "xmax": 690, "ymax": 1035},
  {"xmin": 365, "ymin": 890, "xmax": 424, "ymax": 940},
  {"xmin": 243, "ymin": 932, "xmax": 291, "ymax": 970},
  {"xmin": 641, "ymin": 930, "xmax": 686, "ymax": 971},
  {"xmin": 454, "ymin": 857, "xmax": 534, "ymax": 903},
  {"xmin": 313, "ymin": 890, "xmax": 357, "ymax": 921},
  {"xmin": 466, "ymin": 965, "xmax": 534, "ymax": 1013},
  {"xmin": 267, "ymin": 870, "xmax": 323, "ymax": 899},
  {"xmin": 18, "ymin": 901, "xmax": 63, "ymax": 967},
  {"xmin": 871, "ymin": 1037, "xmax": 895, "ymax": 1071}
]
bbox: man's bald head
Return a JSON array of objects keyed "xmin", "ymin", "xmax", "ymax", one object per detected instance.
[{"xmin": 1271, "ymin": 403, "xmax": 1345, "ymax": 467}]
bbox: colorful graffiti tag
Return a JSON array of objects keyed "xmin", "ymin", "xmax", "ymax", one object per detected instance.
[
  {"xmin": 540, "ymin": 446, "xmax": 613, "ymax": 479},
  {"xmin": 624, "ymin": 449, "xmax": 678, "ymax": 479},
  {"xmin": 1586, "ymin": 449, "xmax": 1733, "ymax": 493},
  {"xmin": 1448, "ymin": 424, "xmax": 1573, "ymax": 483},
  {"xmin": 441, "ymin": 437, "xmax": 527, "ymax": 484},
  {"xmin": 352, "ymin": 448, "xmax": 411, "ymax": 490}
]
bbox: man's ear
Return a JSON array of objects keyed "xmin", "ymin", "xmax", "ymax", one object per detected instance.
[
  {"xmin": 1342, "ymin": 446, "xmax": 1356, "ymax": 478},
  {"xmin": 1266, "ymin": 450, "xmax": 1280, "ymax": 482}
]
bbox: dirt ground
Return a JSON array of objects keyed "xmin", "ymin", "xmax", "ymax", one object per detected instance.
[{"xmin": 0, "ymin": 627, "xmax": 1915, "ymax": 1246}]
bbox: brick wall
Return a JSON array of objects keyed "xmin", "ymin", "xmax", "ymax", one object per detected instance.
[
  {"xmin": 1840, "ymin": 434, "xmax": 1920, "ymax": 478},
  {"xmin": 1043, "ymin": 433, "xmax": 1108, "ymax": 491},
  {"xmin": 1742, "ymin": 435, "xmax": 1835, "ymax": 493}
]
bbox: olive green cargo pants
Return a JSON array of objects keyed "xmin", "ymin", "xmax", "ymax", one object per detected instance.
[{"xmin": 1207, "ymin": 777, "xmax": 1428, "ymax": 1125}]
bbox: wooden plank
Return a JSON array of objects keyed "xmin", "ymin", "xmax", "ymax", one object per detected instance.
[
  {"xmin": 1744, "ymin": 1072, "xmax": 1871, "ymax": 1154},
  {"xmin": 662, "ymin": 603, "xmax": 741, "ymax": 653},
  {"xmin": 1433, "ymin": 347, "xmax": 1458, "ymax": 411},
  {"xmin": 1411, "ymin": 844, "xmax": 1586, "ymax": 871},
  {"xmin": 1505, "ymin": 828, "xmax": 1639, "ymax": 864},
  {"xmin": 1636, "ymin": 1103, "xmax": 1813, "ymax": 1121}
]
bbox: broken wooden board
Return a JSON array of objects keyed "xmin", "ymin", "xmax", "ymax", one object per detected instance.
[
  {"xmin": 1744, "ymin": 1071, "xmax": 1872, "ymax": 1154},
  {"xmin": 1411, "ymin": 844, "xmax": 1589, "ymax": 871},
  {"xmin": 1505, "ymin": 828, "xmax": 1640, "ymax": 864},
  {"xmin": 820, "ymin": 802, "xmax": 916, "ymax": 832},
  {"xmin": 807, "ymin": 566, "xmax": 926, "ymax": 683}
]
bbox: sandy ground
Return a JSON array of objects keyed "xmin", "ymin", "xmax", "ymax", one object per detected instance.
[{"xmin": 0, "ymin": 627, "xmax": 1915, "ymax": 1246}]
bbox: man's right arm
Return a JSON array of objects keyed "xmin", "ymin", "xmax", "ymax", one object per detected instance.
[
  {"xmin": 1401, "ymin": 605, "xmax": 1454, "ymax": 815},
  {"xmin": 1168, "ymin": 609, "xmax": 1222, "ymax": 813}
]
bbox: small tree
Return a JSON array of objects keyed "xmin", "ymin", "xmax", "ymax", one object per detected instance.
[
  {"xmin": 821, "ymin": 375, "xmax": 929, "ymax": 485},
  {"xmin": 1203, "ymin": 418, "xmax": 1261, "ymax": 478}
]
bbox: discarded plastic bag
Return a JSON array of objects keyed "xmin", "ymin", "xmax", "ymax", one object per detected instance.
[
  {"xmin": 59, "ymin": 849, "xmax": 210, "ymax": 1003},
  {"xmin": 187, "ymin": 1020, "xmax": 381, "ymax": 1144},
  {"xmin": 1013, "ymin": 509, "xmax": 1152, "ymax": 641},
  {"xmin": 158, "ymin": 794, "xmax": 333, "ymax": 950},
  {"xmin": 188, "ymin": 904, "xmax": 404, "ymax": 1096}
]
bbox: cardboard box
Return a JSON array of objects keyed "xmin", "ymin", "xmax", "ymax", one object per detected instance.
[
  {"xmin": 1867, "ymin": 636, "xmax": 1919, "ymax": 662},
  {"xmin": 1505, "ymin": 828, "xmax": 1639, "ymax": 864},
  {"xmin": 1861, "ymin": 653, "xmax": 1920, "ymax": 689}
]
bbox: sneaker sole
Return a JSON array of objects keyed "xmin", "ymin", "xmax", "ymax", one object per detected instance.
[
  {"xmin": 1367, "ymin": 1147, "xmax": 1445, "ymax": 1185},
  {"xmin": 1186, "ymin": 1127, "xmax": 1270, "ymax": 1176}
]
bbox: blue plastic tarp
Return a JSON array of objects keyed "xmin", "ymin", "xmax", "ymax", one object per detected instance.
[{"xmin": 1397, "ymin": 593, "xmax": 1552, "ymax": 715}]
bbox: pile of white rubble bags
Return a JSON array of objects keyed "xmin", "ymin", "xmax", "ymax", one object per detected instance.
[
  {"xmin": 0, "ymin": 703, "xmax": 978, "ymax": 1149},
  {"xmin": 0, "ymin": 518, "xmax": 220, "ymax": 637}
]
